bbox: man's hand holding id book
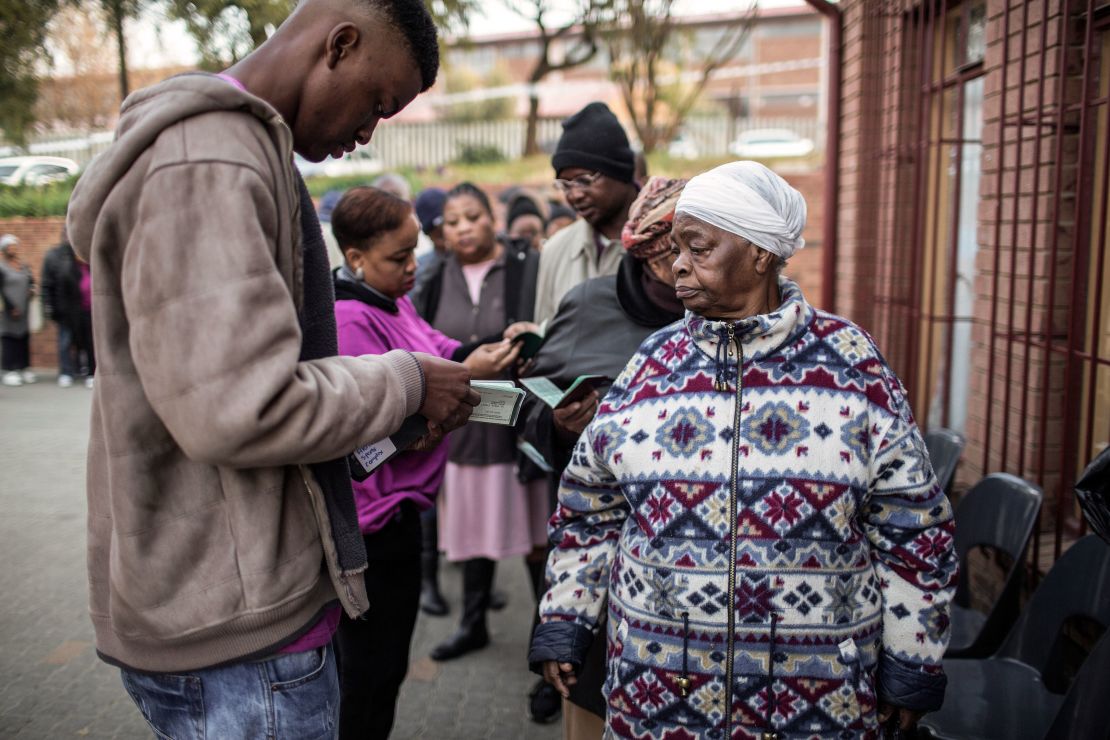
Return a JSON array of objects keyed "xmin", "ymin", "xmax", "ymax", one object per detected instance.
[
  {"xmin": 348, "ymin": 381, "xmax": 526, "ymax": 480},
  {"xmin": 468, "ymin": 380, "xmax": 526, "ymax": 425}
]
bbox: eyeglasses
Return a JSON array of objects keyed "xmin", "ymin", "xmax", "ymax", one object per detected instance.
[{"xmin": 553, "ymin": 171, "xmax": 603, "ymax": 193}]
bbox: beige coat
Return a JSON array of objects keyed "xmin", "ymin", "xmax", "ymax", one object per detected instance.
[
  {"xmin": 66, "ymin": 74, "xmax": 423, "ymax": 672},
  {"xmin": 533, "ymin": 218, "xmax": 623, "ymax": 328}
]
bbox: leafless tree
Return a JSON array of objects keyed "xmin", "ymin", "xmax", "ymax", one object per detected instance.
[
  {"xmin": 604, "ymin": 0, "xmax": 756, "ymax": 153},
  {"xmin": 40, "ymin": 2, "xmax": 118, "ymax": 131},
  {"xmin": 502, "ymin": 0, "xmax": 609, "ymax": 156}
]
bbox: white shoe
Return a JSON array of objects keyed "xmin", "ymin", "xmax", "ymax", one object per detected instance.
[
  {"xmin": 2, "ymin": 371, "xmax": 23, "ymax": 387},
  {"xmin": 21, "ymin": 370, "xmax": 37, "ymax": 384},
  {"xmin": 57, "ymin": 374, "xmax": 74, "ymax": 388},
  {"xmin": 85, "ymin": 376, "xmax": 95, "ymax": 389}
]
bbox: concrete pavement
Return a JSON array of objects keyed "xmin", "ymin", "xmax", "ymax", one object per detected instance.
[{"xmin": 0, "ymin": 377, "xmax": 562, "ymax": 739}]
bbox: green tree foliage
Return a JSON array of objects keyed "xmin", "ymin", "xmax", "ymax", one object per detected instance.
[
  {"xmin": 169, "ymin": 1, "xmax": 477, "ymax": 70},
  {"xmin": 0, "ymin": 0, "xmax": 63, "ymax": 146},
  {"xmin": 167, "ymin": 0, "xmax": 294, "ymax": 70},
  {"xmin": 425, "ymin": 0, "xmax": 478, "ymax": 37}
]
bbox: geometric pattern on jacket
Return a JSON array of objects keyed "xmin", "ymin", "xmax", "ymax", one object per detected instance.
[{"xmin": 529, "ymin": 279, "xmax": 958, "ymax": 739}]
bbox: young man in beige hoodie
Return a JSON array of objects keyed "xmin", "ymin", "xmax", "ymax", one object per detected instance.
[{"xmin": 65, "ymin": 1, "xmax": 477, "ymax": 736}]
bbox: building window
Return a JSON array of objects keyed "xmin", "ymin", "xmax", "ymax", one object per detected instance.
[
  {"xmin": 913, "ymin": 0, "xmax": 986, "ymax": 435},
  {"xmin": 1077, "ymin": 26, "xmax": 1110, "ymax": 475}
]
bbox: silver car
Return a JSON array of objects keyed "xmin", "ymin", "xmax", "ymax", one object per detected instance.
[{"xmin": 0, "ymin": 156, "xmax": 80, "ymax": 186}]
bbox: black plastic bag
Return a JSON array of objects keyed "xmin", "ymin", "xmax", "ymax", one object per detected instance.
[{"xmin": 1076, "ymin": 445, "xmax": 1110, "ymax": 545}]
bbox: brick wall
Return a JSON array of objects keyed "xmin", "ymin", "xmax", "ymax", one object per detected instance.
[
  {"xmin": 961, "ymin": 0, "xmax": 1078, "ymax": 505},
  {"xmin": 835, "ymin": 0, "xmax": 1095, "ymax": 544},
  {"xmin": 1, "ymin": 217, "xmax": 66, "ymax": 371}
]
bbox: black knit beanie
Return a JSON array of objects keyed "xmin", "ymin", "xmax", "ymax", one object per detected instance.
[
  {"xmin": 507, "ymin": 195, "xmax": 544, "ymax": 229},
  {"xmin": 552, "ymin": 102, "xmax": 635, "ymax": 183}
]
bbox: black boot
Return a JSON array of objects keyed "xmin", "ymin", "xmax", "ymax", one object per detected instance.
[
  {"xmin": 419, "ymin": 551, "xmax": 448, "ymax": 616},
  {"xmin": 419, "ymin": 507, "xmax": 448, "ymax": 616},
  {"xmin": 430, "ymin": 558, "xmax": 494, "ymax": 661}
]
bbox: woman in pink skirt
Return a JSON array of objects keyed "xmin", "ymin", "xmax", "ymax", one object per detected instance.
[{"xmin": 412, "ymin": 182, "xmax": 549, "ymax": 661}]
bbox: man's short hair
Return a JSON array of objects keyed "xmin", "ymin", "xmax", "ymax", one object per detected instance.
[{"xmin": 368, "ymin": 0, "xmax": 439, "ymax": 91}]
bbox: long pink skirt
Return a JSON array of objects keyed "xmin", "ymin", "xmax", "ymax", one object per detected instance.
[{"xmin": 439, "ymin": 462, "xmax": 549, "ymax": 562}]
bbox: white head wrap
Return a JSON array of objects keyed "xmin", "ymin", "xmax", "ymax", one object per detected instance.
[{"xmin": 675, "ymin": 160, "xmax": 806, "ymax": 260}]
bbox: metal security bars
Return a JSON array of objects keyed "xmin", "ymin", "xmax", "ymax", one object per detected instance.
[{"xmin": 850, "ymin": 0, "xmax": 1110, "ymax": 568}]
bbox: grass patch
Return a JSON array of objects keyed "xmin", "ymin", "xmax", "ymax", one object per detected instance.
[{"xmin": 301, "ymin": 151, "xmax": 821, "ymax": 197}]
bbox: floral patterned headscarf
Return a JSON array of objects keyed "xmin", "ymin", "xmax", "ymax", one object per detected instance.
[{"xmin": 621, "ymin": 176, "xmax": 687, "ymax": 262}]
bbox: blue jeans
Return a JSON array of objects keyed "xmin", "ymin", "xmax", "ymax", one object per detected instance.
[
  {"xmin": 56, "ymin": 324, "xmax": 75, "ymax": 377},
  {"xmin": 120, "ymin": 644, "xmax": 339, "ymax": 740}
]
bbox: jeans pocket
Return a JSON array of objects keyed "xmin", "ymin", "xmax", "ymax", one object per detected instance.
[
  {"xmin": 121, "ymin": 670, "xmax": 204, "ymax": 740},
  {"xmin": 268, "ymin": 645, "xmax": 330, "ymax": 692},
  {"xmin": 267, "ymin": 645, "xmax": 339, "ymax": 740}
]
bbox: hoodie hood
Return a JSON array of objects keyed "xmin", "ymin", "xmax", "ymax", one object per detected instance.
[{"xmin": 67, "ymin": 73, "xmax": 293, "ymax": 262}]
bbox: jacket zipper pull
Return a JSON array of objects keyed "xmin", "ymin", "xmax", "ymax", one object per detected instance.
[
  {"xmin": 677, "ymin": 611, "xmax": 692, "ymax": 697},
  {"xmin": 716, "ymin": 324, "xmax": 738, "ymax": 392}
]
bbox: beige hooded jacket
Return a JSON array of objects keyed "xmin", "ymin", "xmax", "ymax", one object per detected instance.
[{"xmin": 66, "ymin": 74, "xmax": 423, "ymax": 672}]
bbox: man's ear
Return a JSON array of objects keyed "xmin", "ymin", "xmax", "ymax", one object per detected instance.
[{"xmin": 325, "ymin": 23, "xmax": 360, "ymax": 69}]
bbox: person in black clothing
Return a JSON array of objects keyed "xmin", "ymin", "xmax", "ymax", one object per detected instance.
[
  {"xmin": 506, "ymin": 193, "xmax": 546, "ymax": 252},
  {"xmin": 40, "ymin": 235, "xmax": 84, "ymax": 386},
  {"xmin": 412, "ymin": 182, "xmax": 543, "ymax": 663},
  {"xmin": 329, "ymin": 186, "xmax": 518, "ymax": 739},
  {"xmin": 516, "ymin": 177, "xmax": 687, "ymax": 730}
]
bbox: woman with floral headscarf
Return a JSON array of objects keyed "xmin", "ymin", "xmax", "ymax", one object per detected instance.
[
  {"xmin": 530, "ymin": 162, "xmax": 957, "ymax": 739},
  {"xmin": 519, "ymin": 176, "xmax": 688, "ymax": 731}
]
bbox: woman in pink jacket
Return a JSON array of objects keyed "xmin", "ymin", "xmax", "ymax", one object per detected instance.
[{"xmin": 330, "ymin": 186, "xmax": 518, "ymax": 739}]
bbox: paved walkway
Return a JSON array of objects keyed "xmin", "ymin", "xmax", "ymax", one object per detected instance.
[{"xmin": 0, "ymin": 378, "xmax": 561, "ymax": 739}]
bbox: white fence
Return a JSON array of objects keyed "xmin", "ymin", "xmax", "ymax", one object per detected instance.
[
  {"xmin": 680, "ymin": 116, "xmax": 823, "ymax": 157},
  {"xmin": 370, "ymin": 117, "xmax": 566, "ymax": 170},
  {"xmin": 7, "ymin": 116, "xmax": 821, "ymax": 171},
  {"xmin": 0, "ymin": 131, "xmax": 115, "ymax": 168}
]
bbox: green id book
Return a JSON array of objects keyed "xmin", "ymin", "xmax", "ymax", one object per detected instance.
[
  {"xmin": 470, "ymin": 380, "xmax": 526, "ymax": 426},
  {"xmin": 511, "ymin": 331, "xmax": 545, "ymax": 361},
  {"xmin": 518, "ymin": 375, "xmax": 610, "ymax": 409}
]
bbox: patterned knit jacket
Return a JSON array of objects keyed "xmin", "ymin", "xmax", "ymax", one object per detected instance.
[{"xmin": 529, "ymin": 279, "xmax": 958, "ymax": 739}]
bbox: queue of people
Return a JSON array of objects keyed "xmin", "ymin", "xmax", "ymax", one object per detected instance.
[{"xmin": 53, "ymin": 0, "xmax": 955, "ymax": 737}]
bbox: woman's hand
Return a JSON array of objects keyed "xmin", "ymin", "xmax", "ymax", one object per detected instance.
[
  {"xmin": 409, "ymin": 426, "xmax": 445, "ymax": 453},
  {"xmin": 877, "ymin": 704, "xmax": 924, "ymax": 732},
  {"xmin": 503, "ymin": 321, "xmax": 540, "ymax": 341},
  {"xmin": 542, "ymin": 661, "xmax": 577, "ymax": 699},
  {"xmin": 463, "ymin": 339, "xmax": 521, "ymax": 379},
  {"xmin": 552, "ymin": 391, "xmax": 599, "ymax": 441}
]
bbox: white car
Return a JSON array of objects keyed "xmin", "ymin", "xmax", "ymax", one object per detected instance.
[
  {"xmin": 667, "ymin": 133, "xmax": 700, "ymax": 160},
  {"xmin": 294, "ymin": 146, "xmax": 384, "ymax": 179},
  {"xmin": 728, "ymin": 129, "xmax": 816, "ymax": 159},
  {"xmin": 0, "ymin": 156, "xmax": 80, "ymax": 186}
]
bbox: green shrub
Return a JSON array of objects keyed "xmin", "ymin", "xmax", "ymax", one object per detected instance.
[
  {"xmin": 455, "ymin": 144, "xmax": 505, "ymax": 165},
  {"xmin": 0, "ymin": 179, "xmax": 77, "ymax": 218}
]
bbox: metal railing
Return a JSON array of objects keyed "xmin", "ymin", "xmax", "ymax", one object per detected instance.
[{"xmin": 853, "ymin": 0, "xmax": 1110, "ymax": 569}]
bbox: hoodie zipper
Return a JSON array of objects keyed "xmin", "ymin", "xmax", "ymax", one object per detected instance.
[{"xmin": 724, "ymin": 323, "xmax": 741, "ymax": 739}]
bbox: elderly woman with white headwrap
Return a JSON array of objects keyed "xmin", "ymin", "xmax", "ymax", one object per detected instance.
[{"xmin": 529, "ymin": 162, "xmax": 957, "ymax": 739}]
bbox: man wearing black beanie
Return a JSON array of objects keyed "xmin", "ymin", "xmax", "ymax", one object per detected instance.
[
  {"xmin": 531, "ymin": 102, "xmax": 639, "ymax": 326},
  {"xmin": 509, "ymin": 101, "xmax": 639, "ymax": 728}
]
